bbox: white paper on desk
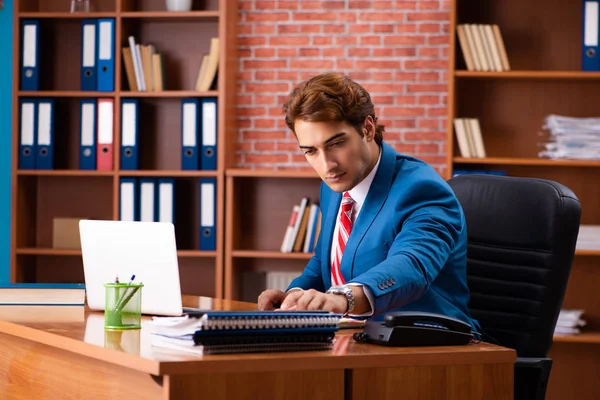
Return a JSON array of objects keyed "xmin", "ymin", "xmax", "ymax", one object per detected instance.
[{"xmin": 149, "ymin": 315, "xmax": 199, "ymax": 337}]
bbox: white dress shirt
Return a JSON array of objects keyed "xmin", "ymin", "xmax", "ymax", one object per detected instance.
[
  {"xmin": 288, "ymin": 150, "xmax": 381, "ymax": 317},
  {"xmin": 330, "ymin": 150, "xmax": 381, "ymax": 317}
]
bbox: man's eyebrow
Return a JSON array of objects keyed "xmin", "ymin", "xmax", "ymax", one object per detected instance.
[{"xmin": 298, "ymin": 132, "xmax": 347, "ymax": 149}]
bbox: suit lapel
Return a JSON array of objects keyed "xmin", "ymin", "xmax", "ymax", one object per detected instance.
[
  {"xmin": 321, "ymin": 190, "xmax": 341, "ymax": 289},
  {"xmin": 340, "ymin": 143, "xmax": 396, "ymax": 280}
]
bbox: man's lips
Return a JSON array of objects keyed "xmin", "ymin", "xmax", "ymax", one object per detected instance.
[{"xmin": 326, "ymin": 173, "xmax": 345, "ymax": 180}]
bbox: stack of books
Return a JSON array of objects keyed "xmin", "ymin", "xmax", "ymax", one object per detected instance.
[
  {"xmin": 280, "ymin": 197, "xmax": 321, "ymax": 253},
  {"xmin": 456, "ymin": 24, "xmax": 510, "ymax": 72},
  {"xmin": 123, "ymin": 36, "xmax": 165, "ymax": 92},
  {"xmin": 0, "ymin": 283, "xmax": 85, "ymax": 305},
  {"xmin": 453, "ymin": 118, "xmax": 486, "ymax": 158},
  {"xmin": 149, "ymin": 310, "xmax": 341, "ymax": 355},
  {"xmin": 0, "ymin": 283, "xmax": 86, "ymax": 323},
  {"xmin": 194, "ymin": 37, "xmax": 220, "ymax": 92}
]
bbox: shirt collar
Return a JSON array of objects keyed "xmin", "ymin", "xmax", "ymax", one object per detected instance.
[{"xmin": 347, "ymin": 147, "xmax": 382, "ymax": 209}]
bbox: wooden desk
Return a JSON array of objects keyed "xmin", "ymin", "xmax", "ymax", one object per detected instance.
[{"xmin": 0, "ymin": 296, "xmax": 516, "ymax": 399}]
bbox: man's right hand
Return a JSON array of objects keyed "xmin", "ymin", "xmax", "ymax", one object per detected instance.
[{"xmin": 257, "ymin": 289, "xmax": 288, "ymax": 310}]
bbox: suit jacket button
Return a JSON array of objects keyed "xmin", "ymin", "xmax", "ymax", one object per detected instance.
[{"xmin": 378, "ymin": 283, "xmax": 384, "ymax": 290}]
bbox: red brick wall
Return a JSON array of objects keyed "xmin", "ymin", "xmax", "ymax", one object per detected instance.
[{"xmin": 236, "ymin": 0, "xmax": 451, "ymax": 175}]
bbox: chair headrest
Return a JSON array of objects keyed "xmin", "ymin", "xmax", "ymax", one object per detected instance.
[{"xmin": 448, "ymin": 174, "xmax": 581, "ymax": 251}]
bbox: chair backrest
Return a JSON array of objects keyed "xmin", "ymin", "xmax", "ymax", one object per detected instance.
[{"xmin": 447, "ymin": 174, "xmax": 581, "ymax": 357}]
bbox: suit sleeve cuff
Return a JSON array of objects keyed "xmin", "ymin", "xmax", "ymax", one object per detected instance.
[{"xmin": 346, "ymin": 283, "xmax": 374, "ymax": 317}]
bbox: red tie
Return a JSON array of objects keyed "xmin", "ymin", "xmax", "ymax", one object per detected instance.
[{"xmin": 331, "ymin": 192, "xmax": 354, "ymax": 286}]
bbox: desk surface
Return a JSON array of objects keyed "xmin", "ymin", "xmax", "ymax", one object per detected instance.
[{"xmin": 0, "ymin": 296, "xmax": 516, "ymax": 377}]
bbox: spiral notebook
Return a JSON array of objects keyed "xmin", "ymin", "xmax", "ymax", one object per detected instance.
[{"xmin": 149, "ymin": 310, "xmax": 341, "ymax": 355}]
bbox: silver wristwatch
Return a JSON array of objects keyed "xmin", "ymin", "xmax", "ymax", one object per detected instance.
[{"xmin": 326, "ymin": 285, "xmax": 355, "ymax": 315}]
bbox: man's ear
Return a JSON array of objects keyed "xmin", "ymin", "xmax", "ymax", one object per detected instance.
[{"xmin": 363, "ymin": 116, "xmax": 376, "ymax": 141}]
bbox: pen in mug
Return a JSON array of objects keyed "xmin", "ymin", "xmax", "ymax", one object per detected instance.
[
  {"xmin": 115, "ymin": 282, "xmax": 142, "ymax": 314},
  {"xmin": 113, "ymin": 275, "xmax": 120, "ymax": 307},
  {"xmin": 114, "ymin": 274, "xmax": 136, "ymax": 313}
]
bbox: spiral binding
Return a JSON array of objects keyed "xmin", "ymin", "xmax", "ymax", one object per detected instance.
[{"xmin": 199, "ymin": 314, "xmax": 341, "ymax": 331}]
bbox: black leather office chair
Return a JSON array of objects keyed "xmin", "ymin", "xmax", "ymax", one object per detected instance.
[{"xmin": 447, "ymin": 174, "xmax": 581, "ymax": 400}]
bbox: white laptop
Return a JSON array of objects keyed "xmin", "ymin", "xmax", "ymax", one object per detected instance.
[{"xmin": 79, "ymin": 220, "xmax": 184, "ymax": 316}]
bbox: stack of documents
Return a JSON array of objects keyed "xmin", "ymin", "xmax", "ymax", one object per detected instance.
[
  {"xmin": 149, "ymin": 310, "xmax": 341, "ymax": 355},
  {"xmin": 539, "ymin": 115, "xmax": 600, "ymax": 160},
  {"xmin": 554, "ymin": 309, "xmax": 586, "ymax": 336},
  {"xmin": 575, "ymin": 225, "xmax": 600, "ymax": 251}
]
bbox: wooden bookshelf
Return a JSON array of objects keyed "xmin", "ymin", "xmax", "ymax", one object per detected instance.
[
  {"xmin": 10, "ymin": 0, "xmax": 238, "ymax": 299},
  {"xmin": 224, "ymin": 172, "xmax": 322, "ymax": 300},
  {"xmin": 448, "ymin": 1, "xmax": 600, "ymax": 398}
]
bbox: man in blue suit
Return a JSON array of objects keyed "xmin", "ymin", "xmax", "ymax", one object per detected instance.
[{"xmin": 258, "ymin": 72, "xmax": 478, "ymax": 332}]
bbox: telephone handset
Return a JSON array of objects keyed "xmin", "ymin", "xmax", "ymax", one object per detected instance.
[{"xmin": 354, "ymin": 311, "xmax": 476, "ymax": 346}]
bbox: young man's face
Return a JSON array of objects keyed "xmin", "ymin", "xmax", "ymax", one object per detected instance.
[{"xmin": 295, "ymin": 119, "xmax": 377, "ymax": 193}]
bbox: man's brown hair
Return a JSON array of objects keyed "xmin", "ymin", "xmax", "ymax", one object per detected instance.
[{"xmin": 283, "ymin": 72, "xmax": 384, "ymax": 145}]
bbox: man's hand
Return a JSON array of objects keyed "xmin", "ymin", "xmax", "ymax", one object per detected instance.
[
  {"xmin": 279, "ymin": 289, "xmax": 348, "ymax": 314},
  {"xmin": 257, "ymin": 289, "xmax": 287, "ymax": 310}
]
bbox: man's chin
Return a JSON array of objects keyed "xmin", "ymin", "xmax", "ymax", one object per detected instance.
[{"xmin": 324, "ymin": 181, "xmax": 352, "ymax": 193}]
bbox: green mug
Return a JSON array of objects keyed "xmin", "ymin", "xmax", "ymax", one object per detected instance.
[{"xmin": 103, "ymin": 283, "xmax": 144, "ymax": 330}]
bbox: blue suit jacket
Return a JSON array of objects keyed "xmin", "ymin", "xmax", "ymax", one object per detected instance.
[{"xmin": 287, "ymin": 142, "xmax": 479, "ymax": 332}]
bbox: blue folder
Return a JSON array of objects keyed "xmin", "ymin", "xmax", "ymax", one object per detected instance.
[
  {"xmin": 199, "ymin": 177, "xmax": 216, "ymax": 251},
  {"xmin": 20, "ymin": 19, "xmax": 39, "ymax": 91},
  {"xmin": 81, "ymin": 19, "xmax": 97, "ymax": 91}
]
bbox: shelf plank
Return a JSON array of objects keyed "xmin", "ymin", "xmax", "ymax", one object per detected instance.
[
  {"xmin": 16, "ymin": 248, "xmax": 216, "ymax": 258},
  {"xmin": 120, "ymin": 11, "xmax": 219, "ymax": 19},
  {"xmin": 455, "ymin": 70, "xmax": 600, "ymax": 79},
  {"xmin": 453, "ymin": 157, "xmax": 600, "ymax": 167},
  {"xmin": 18, "ymin": 91, "xmax": 113, "ymax": 98},
  {"xmin": 232, "ymin": 250, "xmax": 314, "ymax": 259},
  {"xmin": 16, "ymin": 249, "xmax": 81, "ymax": 256},
  {"xmin": 119, "ymin": 170, "xmax": 218, "ymax": 177},
  {"xmin": 18, "ymin": 12, "xmax": 117, "ymax": 19},
  {"xmin": 553, "ymin": 332, "xmax": 600, "ymax": 344},
  {"xmin": 16, "ymin": 170, "xmax": 115, "ymax": 177},
  {"xmin": 575, "ymin": 249, "xmax": 600, "ymax": 256},
  {"xmin": 227, "ymin": 169, "xmax": 319, "ymax": 178},
  {"xmin": 120, "ymin": 90, "xmax": 218, "ymax": 98},
  {"xmin": 176, "ymin": 250, "xmax": 217, "ymax": 258}
]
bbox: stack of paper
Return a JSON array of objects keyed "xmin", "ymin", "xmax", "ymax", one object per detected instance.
[
  {"xmin": 539, "ymin": 115, "xmax": 600, "ymax": 160},
  {"xmin": 554, "ymin": 309, "xmax": 586, "ymax": 336},
  {"xmin": 149, "ymin": 310, "xmax": 341, "ymax": 355},
  {"xmin": 575, "ymin": 225, "xmax": 600, "ymax": 251}
]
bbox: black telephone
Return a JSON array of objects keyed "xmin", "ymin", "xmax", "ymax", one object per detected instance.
[{"xmin": 354, "ymin": 311, "xmax": 476, "ymax": 346}]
